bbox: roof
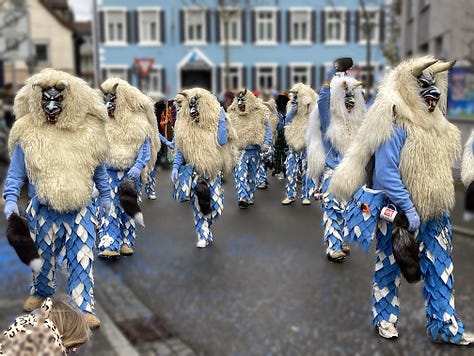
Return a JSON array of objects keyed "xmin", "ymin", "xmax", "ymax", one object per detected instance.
[{"xmin": 38, "ymin": 0, "xmax": 75, "ymax": 32}]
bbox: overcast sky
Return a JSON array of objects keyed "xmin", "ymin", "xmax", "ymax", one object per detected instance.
[{"xmin": 68, "ymin": 0, "xmax": 92, "ymax": 21}]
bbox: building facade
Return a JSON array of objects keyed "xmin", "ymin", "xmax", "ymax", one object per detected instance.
[{"xmin": 97, "ymin": 0, "xmax": 389, "ymax": 100}]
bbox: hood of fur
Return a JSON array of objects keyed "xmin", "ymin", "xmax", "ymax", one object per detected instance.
[
  {"xmin": 174, "ymin": 88, "xmax": 238, "ymax": 177},
  {"xmin": 285, "ymin": 83, "xmax": 317, "ymax": 152}
]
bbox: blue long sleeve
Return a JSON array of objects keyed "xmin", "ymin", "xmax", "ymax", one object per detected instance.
[
  {"xmin": 276, "ymin": 112, "xmax": 284, "ymax": 131},
  {"xmin": 284, "ymin": 106, "xmax": 297, "ymax": 125},
  {"xmin": 264, "ymin": 121, "xmax": 272, "ymax": 146},
  {"xmin": 217, "ymin": 109, "xmax": 228, "ymax": 146},
  {"xmin": 372, "ymin": 126, "xmax": 414, "ymax": 213},
  {"xmin": 318, "ymin": 86, "xmax": 331, "ymax": 135},
  {"xmin": 173, "ymin": 148, "xmax": 184, "ymax": 170},
  {"xmin": 133, "ymin": 138, "xmax": 151, "ymax": 170},
  {"xmin": 471, "ymin": 140, "xmax": 474, "ymax": 154},
  {"xmin": 93, "ymin": 164, "xmax": 111, "ymax": 200},
  {"xmin": 2, "ymin": 145, "xmax": 27, "ymax": 203},
  {"xmin": 159, "ymin": 133, "xmax": 170, "ymax": 146}
]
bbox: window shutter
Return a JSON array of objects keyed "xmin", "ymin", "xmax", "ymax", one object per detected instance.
[
  {"xmin": 355, "ymin": 11, "xmax": 360, "ymax": 42},
  {"xmin": 311, "ymin": 65, "xmax": 316, "ymax": 88},
  {"xmin": 251, "ymin": 10, "xmax": 255, "ymax": 43},
  {"xmin": 126, "ymin": 11, "xmax": 133, "ymax": 43},
  {"xmin": 127, "ymin": 68, "xmax": 132, "ymax": 83},
  {"xmin": 276, "ymin": 66, "xmax": 281, "ymax": 91},
  {"xmin": 276, "ymin": 10, "xmax": 281, "ymax": 43},
  {"xmin": 242, "ymin": 66, "xmax": 247, "ymax": 88},
  {"xmin": 345, "ymin": 10, "xmax": 351, "ymax": 42},
  {"xmin": 134, "ymin": 10, "xmax": 139, "ymax": 43},
  {"xmin": 217, "ymin": 66, "xmax": 222, "ymax": 94},
  {"xmin": 286, "ymin": 10, "xmax": 290, "ymax": 43},
  {"xmin": 241, "ymin": 10, "xmax": 246, "ymax": 42},
  {"xmin": 311, "ymin": 10, "xmax": 316, "ymax": 43},
  {"xmin": 161, "ymin": 10, "xmax": 166, "ymax": 43},
  {"xmin": 99, "ymin": 11, "xmax": 105, "ymax": 43},
  {"xmin": 286, "ymin": 66, "xmax": 290, "ymax": 89},
  {"xmin": 180, "ymin": 10, "xmax": 184, "ymax": 43},
  {"xmin": 161, "ymin": 69, "xmax": 166, "ymax": 95},
  {"xmin": 320, "ymin": 11, "xmax": 325, "ymax": 43},
  {"xmin": 320, "ymin": 66, "xmax": 325, "ymax": 87},
  {"xmin": 206, "ymin": 10, "xmax": 211, "ymax": 43},
  {"xmin": 252, "ymin": 66, "xmax": 256, "ymax": 90},
  {"xmin": 216, "ymin": 10, "xmax": 221, "ymax": 43},
  {"xmin": 379, "ymin": 8, "xmax": 385, "ymax": 43}
]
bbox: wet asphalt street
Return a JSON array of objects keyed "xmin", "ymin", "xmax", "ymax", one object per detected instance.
[{"xmin": 1, "ymin": 166, "xmax": 473, "ymax": 355}]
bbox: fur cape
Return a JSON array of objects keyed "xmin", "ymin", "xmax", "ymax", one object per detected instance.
[
  {"xmin": 173, "ymin": 88, "xmax": 238, "ymax": 178},
  {"xmin": 227, "ymin": 89, "xmax": 267, "ymax": 150},
  {"xmin": 262, "ymin": 98, "xmax": 279, "ymax": 134},
  {"xmin": 461, "ymin": 129, "xmax": 474, "ymax": 186},
  {"xmin": 285, "ymin": 83, "xmax": 318, "ymax": 152},
  {"xmin": 328, "ymin": 56, "xmax": 459, "ymax": 221},
  {"xmin": 9, "ymin": 68, "xmax": 109, "ymax": 212},
  {"xmin": 100, "ymin": 78, "xmax": 160, "ymax": 182},
  {"xmin": 306, "ymin": 76, "xmax": 365, "ymax": 182}
]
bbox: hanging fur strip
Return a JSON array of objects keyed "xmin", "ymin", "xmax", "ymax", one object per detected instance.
[
  {"xmin": 195, "ymin": 177, "xmax": 211, "ymax": 215},
  {"xmin": 119, "ymin": 179, "xmax": 145, "ymax": 227},
  {"xmin": 6, "ymin": 213, "xmax": 42, "ymax": 273}
]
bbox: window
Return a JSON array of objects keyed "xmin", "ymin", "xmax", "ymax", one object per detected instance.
[
  {"xmin": 289, "ymin": 64, "xmax": 311, "ymax": 87},
  {"xmin": 325, "ymin": 8, "xmax": 346, "ymax": 43},
  {"xmin": 255, "ymin": 8, "xmax": 277, "ymax": 44},
  {"xmin": 140, "ymin": 68, "xmax": 163, "ymax": 95},
  {"xmin": 105, "ymin": 67, "xmax": 128, "ymax": 80},
  {"xmin": 35, "ymin": 43, "xmax": 48, "ymax": 62},
  {"xmin": 139, "ymin": 8, "xmax": 161, "ymax": 44},
  {"xmin": 289, "ymin": 8, "xmax": 312, "ymax": 44},
  {"xmin": 255, "ymin": 64, "xmax": 277, "ymax": 91},
  {"xmin": 221, "ymin": 64, "xmax": 243, "ymax": 91},
  {"xmin": 184, "ymin": 8, "xmax": 206, "ymax": 44},
  {"xmin": 105, "ymin": 9, "xmax": 126, "ymax": 44},
  {"xmin": 220, "ymin": 8, "xmax": 242, "ymax": 45},
  {"xmin": 358, "ymin": 8, "xmax": 379, "ymax": 44}
]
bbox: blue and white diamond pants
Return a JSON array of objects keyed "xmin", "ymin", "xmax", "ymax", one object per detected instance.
[
  {"xmin": 284, "ymin": 149, "xmax": 315, "ymax": 200},
  {"xmin": 372, "ymin": 212, "xmax": 465, "ymax": 343},
  {"xmin": 26, "ymin": 197, "xmax": 97, "ymax": 314},
  {"xmin": 98, "ymin": 169, "xmax": 141, "ymax": 252},
  {"xmin": 234, "ymin": 149, "xmax": 260, "ymax": 203},
  {"xmin": 190, "ymin": 174, "xmax": 223, "ymax": 243},
  {"xmin": 256, "ymin": 159, "xmax": 268, "ymax": 187},
  {"xmin": 144, "ymin": 168, "xmax": 156, "ymax": 197},
  {"xmin": 321, "ymin": 169, "xmax": 346, "ymax": 255}
]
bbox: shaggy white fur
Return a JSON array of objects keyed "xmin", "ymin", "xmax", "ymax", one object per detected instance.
[
  {"xmin": 227, "ymin": 90, "xmax": 267, "ymax": 150},
  {"xmin": 9, "ymin": 68, "xmax": 109, "ymax": 212},
  {"xmin": 174, "ymin": 88, "xmax": 238, "ymax": 178},
  {"xmin": 461, "ymin": 130, "xmax": 474, "ymax": 186},
  {"xmin": 305, "ymin": 104, "xmax": 326, "ymax": 183},
  {"xmin": 284, "ymin": 83, "xmax": 317, "ymax": 152},
  {"xmin": 328, "ymin": 56, "xmax": 459, "ymax": 220}
]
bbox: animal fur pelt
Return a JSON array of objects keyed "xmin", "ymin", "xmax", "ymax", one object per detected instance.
[
  {"xmin": 6, "ymin": 213, "xmax": 42, "ymax": 273},
  {"xmin": 305, "ymin": 104, "xmax": 326, "ymax": 183},
  {"xmin": 285, "ymin": 83, "xmax": 317, "ymax": 152},
  {"xmin": 461, "ymin": 129, "xmax": 474, "ymax": 187},
  {"xmin": 119, "ymin": 179, "xmax": 144, "ymax": 227},
  {"xmin": 392, "ymin": 213, "xmax": 421, "ymax": 283},
  {"xmin": 262, "ymin": 98, "xmax": 279, "ymax": 138},
  {"xmin": 328, "ymin": 56, "xmax": 459, "ymax": 221},
  {"xmin": 174, "ymin": 88, "xmax": 238, "ymax": 178},
  {"xmin": 195, "ymin": 178, "xmax": 211, "ymax": 215},
  {"xmin": 100, "ymin": 78, "xmax": 160, "ymax": 181},
  {"xmin": 9, "ymin": 68, "xmax": 109, "ymax": 212},
  {"xmin": 227, "ymin": 89, "xmax": 267, "ymax": 150}
]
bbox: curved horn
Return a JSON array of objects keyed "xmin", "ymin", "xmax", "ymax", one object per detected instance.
[
  {"xmin": 411, "ymin": 59, "xmax": 438, "ymax": 77},
  {"xmin": 99, "ymin": 84, "xmax": 106, "ymax": 93},
  {"xmin": 56, "ymin": 80, "xmax": 70, "ymax": 91},
  {"xmin": 32, "ymin": 79, "xmax": 46, "ymax": 90},
  {"xmin": 111, "ymin": 83, "xmax": 119, "ymax": 94},
  {"xmin": 243, "ymin": 88, "xmax": 247, "ymax": 95},
  {"xmin": 178, "ymin": 91, "xmax": 188, "ymax": 98},
  {"xmin": 431, "ymin": 59, "xmax": 456, "ymax": 74},
  {"xmin": 353, "ymin": 81, "xmax": 363, "ymax": 88}
]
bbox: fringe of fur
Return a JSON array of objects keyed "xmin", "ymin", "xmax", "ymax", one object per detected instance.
[
  {"xmin": 227, "ymin": 90, "xmax": 267, "ymax": 150},
  {"xmin": 328, "ymin": 56, "xmax": 460, "ymax": 220},
  {"xmin": 9, "ymin": 70, "xmax": 109, "ymax": 212},
  {"xmin": 461, "ymin": 129, "xmax": 474, "ymax": 186},
  {"xmin": 174, "ymin": 88, "xmax": 238, "ymax": 178},
  {"xmin": 101, "ymin": 78, "xmax": 159, "ymax": 173},
  {"xmin": 305, "ymin": 104, "xmax": 326, "ymax": 182},
  {"xmin": 285, "ymin": 83, "xmax": 317, "ymax": 152},
  {"xmin": 262, "ymin": 98, "xmax": 279, "ymax": 136}
]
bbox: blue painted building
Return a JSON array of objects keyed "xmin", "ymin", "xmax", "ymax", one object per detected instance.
[{"xmin": 97, "ymin": 0, "xmax": 388, "ymax": 100}]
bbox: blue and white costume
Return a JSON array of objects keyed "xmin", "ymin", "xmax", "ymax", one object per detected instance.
[
  {"xmin": 144, "ymin": 133, "xmax": 174, "ymax": 200},
  {"xmin": 328, "ymin": 57, "xmax": 473, "ymax": 344}
]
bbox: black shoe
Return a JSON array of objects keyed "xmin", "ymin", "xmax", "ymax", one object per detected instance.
[{"xmin": 239, "ymin": 200, "xmax": 249, "ymax": 209}]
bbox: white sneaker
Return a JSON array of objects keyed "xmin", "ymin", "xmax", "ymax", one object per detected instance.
[
  {"xmin": 148, "ymin": 193, "xmax": 157, "ymax": 200},
  {"xmin": 377, "ymin": 320, "xmax": 399, "ymax": 339},
  {"xmin": 460, "ymin": 331, "xmax": 474, "ymax": 345},
  {"xmin": 196, "ymin": 239, "xmax": 208, "ymax": 248}
]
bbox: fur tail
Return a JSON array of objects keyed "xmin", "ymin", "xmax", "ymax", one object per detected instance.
[
  {"xmin": 119, "ymin": 179, "xmax": 145, "ymax": 227},
  {"xmin": 392, "ymin": 213, "xmax": 421, "ymax": 283},
  {"xmin": 6, "ymin": 213, "xmax": 42, "ymax": 273},
  {"xmin": 195, "ymin": 178, "xmax": 211, "ymax": 215}
]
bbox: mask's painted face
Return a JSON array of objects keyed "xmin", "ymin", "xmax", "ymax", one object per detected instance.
[
  {"xmin": 103, "ymin": 92, "xmax": 117, "ymax": 117},
  {"xmin": 237, "ymin": 91, "xmax": 246, "ymax": 112},
  {"xmin": 41, "ymin": 87, "xmax": 64, "ymax": 124},
  {"xmin": 289, "ymin": 91, "xmax": 298, "ymax": 105},
  {"xmin": 342, "ymin": 82, "xmax": 356, "ymax": 112},
  {"xmin": 417, "ymin": 73, "xmax": 441, "ymax": 112},
  {"xmin": 189, "ymin": 96, "xmax": 199, "ymax": 122}
]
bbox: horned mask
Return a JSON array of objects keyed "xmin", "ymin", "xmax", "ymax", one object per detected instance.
[{"xmin": 32, "ymin": 79, "xmax": 70, "ymax": 124}]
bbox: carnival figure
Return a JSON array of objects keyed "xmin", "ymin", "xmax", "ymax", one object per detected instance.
[
  {"xmin": 97, "ymin": 78, "xmax": 160, "ymax": 258},
  {"xmin": 281, "ymin": 83, "xmax": 317, "ymax": 206},
  {"xmin": 171, "ymin": 88, "xmax": 238, "ymax": 248},
  {"xmin": 2, "ymin": 68, "xmax": 110, "ymax": 329},
  {"xmin": 227, "ymin": 89, "xmax": 272, "ymax": 208},
  {"xmin": 306, "ymin": 58, "xmax": 365, "ymax": 262},
  {"xmin": 328, "ymin": 56, "xmax": 474, "ymax": 345}
]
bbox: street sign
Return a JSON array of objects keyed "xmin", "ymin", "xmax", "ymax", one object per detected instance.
[{"xmin": 134, "ymin": 58, "xmax": 154, "ymax": 77}]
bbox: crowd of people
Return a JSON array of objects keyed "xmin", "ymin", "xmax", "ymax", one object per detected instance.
[{"xmin": 0, "ymin": 54, "xmax": 473, "ymax": 353}]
